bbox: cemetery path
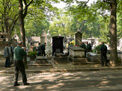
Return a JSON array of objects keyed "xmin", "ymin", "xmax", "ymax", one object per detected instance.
[
  {"xmin": 0, "ymin": 70, "xmax": 122, "ymax": 91},
  {"xmin": 1, "ymin": 56, "xmax": 122, "ymax": 90},
  {"xmin": 0, "ymin": 56, "xmax": 122, "ymax": 73}
]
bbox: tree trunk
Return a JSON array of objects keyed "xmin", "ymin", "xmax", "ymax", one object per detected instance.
[
  {"xmin": 19, "ymin": 0, "xmax": 27, "ymax": 68},
  {"xmin": 1, "ymin": 14, "xmax": 5, "ymax": 32},
  {"xmin": 19, "ymin": 0, "xmax": 26, "ymax": 47},
  {"xmin": 19, "ymin": 15, "xmax": 26, "ymax": 47},
  {"xmin": 109, "ymin": 0, "xmax": 118, "ymax": 66}
]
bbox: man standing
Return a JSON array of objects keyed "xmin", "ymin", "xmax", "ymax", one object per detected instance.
[
  {"xmin": 100, "ymin": 42, "xmax": 108, "ymax": 66},
  {"xmin": 80, "ymin": 42, "xmax": 86, "ymax": 57},
  {"xmin": 37, "ymin": 43, "xmax": 42, "ymax": 56},
  {"xmin": 41, "ymin": 43, "xmax": 46, "ymax": 56},
  {"xmin": 4, "ymin": 43, "xmax": 11, "ymax": 67},
  {"xmin": 14, "ymin": 42, "xmax": 29, "ymax": 86},
  {"xmin": 86, "ymin": 42, "xmax": 92, "ymax": 52},
  {"xmin": 10, "ymin": 43, "xmax": 14, "ymax": 65}
]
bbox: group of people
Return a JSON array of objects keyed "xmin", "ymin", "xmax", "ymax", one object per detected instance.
[
  {"xmin": 4, "ymin": 42, "xmax": 29, "ymax": 86},
  {"xmin": 80, "ymin": 42, "xmax": 92, "ymax": 57},
  {"xmin": 4, "ymin": 43, "xmax": 14, "ymax": 67},
  {"xmin": 3, "ymin": 40, "xmax": 108, "ymax": 86},
  {"xmin": 80, "ymin": 41, "xmax": 109, "ymax": 66},
  {"xmin": 37, "ymin": 43, "xmax": 46, "ymax": 56}
]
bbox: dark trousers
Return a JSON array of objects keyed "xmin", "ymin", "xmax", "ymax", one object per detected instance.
[
  {"xmin": 37, "ymin": 50, "xmax": 43, "ymax": 56},
  {"xmin": 14, "ymin": 61, "xmax": 27, "ymax": 84},
  {"xmin": 5, "ymin": 57, "xmax": 10, "ymax": 67},
  {"xmin": 42, "ymin": 50, "xmax": 46, "ymax": 56},
  {"xmin": 101, "ymin": 54, "xmax": 107, "ymax": 66},
  {"xmin": 10, "ymin": 54, "xmax": 14, "ymax": 64}
]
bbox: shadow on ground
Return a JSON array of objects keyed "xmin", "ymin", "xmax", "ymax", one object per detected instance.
[{"xmin": 0, "ymin": 70, "xmax": 122, "ymax": 91}]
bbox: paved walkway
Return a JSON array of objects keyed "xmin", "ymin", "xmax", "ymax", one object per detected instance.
[
  {"xmin": 0, "ymin": 70, "xmax": 122, "ymax": 91},
  {"xmin": 1, "ymin": 60, "xmax": 122, "ymax": 73},
  {"xmin": 0, "ymin": 56, "xmax": 122, "ymax": 73},
  {"xmin": 1, "ymin": 57, "xmax": 122, "ymax": 91}
]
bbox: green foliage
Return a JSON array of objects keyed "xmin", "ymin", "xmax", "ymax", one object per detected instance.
[
  {"xmin": 0, "ymin": 0, "xmax": 19, "ymax": 33},
  {"xmin": 93, "ymin": 44, "xmax": 101, "ymax": 53},
  {"xmin": 0, "ymin": 0, "xmax": 121, "ymax": 46},
  {"xmin": 25, "ymin": 17, "xmax": 49, "ymax": 37},
  {"xmin": 28, "ymin": 51, "xmax": 37, "ymax": 59},
  {"xmin": 49, "ymin": 10, "xmax": 73, "ymax": 36},
  {"xmin": 24, "ymin": 0, "xmax": 60, "ymax": 37}
]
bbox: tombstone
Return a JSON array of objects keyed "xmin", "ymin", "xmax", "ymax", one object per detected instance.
[
  {"xmin": 46, "ymin": 30, "xmax": 52, "ymax": 56},
  {"xmin": 75, "ymin": 31, "xmax": 82, "ymax": 46},
  {"xmin": 69, "ymin": 31, "xmax": 88, "ymax": 64},
  {"xmin": 52, "ymin": 36, "xmax": 64, "ymax": 55},
  {"xmin": 41, "ymin": 30, "xmax": 47, "ymax": 44}
]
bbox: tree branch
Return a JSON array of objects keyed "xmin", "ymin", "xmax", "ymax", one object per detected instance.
[
  {"xmin": 103, "ymin": 0, "xmax": 114, "ymax": 4},
  {"xmin": 10, "ymin": 16, "xmax": 19, "ymax": 34},
  {"xmin": 23, "ymin": 0, "xmax": 33, "ymax": 18},
  {"xmin": 9, "ymin": 13, "xmax": 19, "ymax": 33},
  {"xmin": 23, "ymin": 0, "xmax": 27, "ymax": 6}
]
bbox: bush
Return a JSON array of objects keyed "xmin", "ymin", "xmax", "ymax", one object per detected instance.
[
  {"xmin": 28, "ymin": 51, "xmax": 37, "ymax": 59},
  {"xmin": 94, "ymin": 45, "xmax": 101, "ymax": 53}
]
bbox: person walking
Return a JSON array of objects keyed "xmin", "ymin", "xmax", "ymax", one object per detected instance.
[
  {"xmin": 100, "ymin": 42, "xmax": 108, "ymax": 66},
  {"xmin": 14, "ymin": 42, "xmax": 29, "ymax": 86},
  {"xmin": 4, "ymin": 43, "xmax": 11, "ymax": 67}
]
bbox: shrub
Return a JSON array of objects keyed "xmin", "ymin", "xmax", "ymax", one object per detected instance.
[
  {"xmin": 28, "ymin": 51, "xmax": 37, "ymax": 59},
  {"xmin": 94, "ymin": 45, "xmax": 102, "ymax": 53}
]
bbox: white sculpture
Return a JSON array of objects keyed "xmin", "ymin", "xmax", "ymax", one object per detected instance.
[{"xmin": 46, "ymin": 30, "xmax": 52, "ymax": 56}]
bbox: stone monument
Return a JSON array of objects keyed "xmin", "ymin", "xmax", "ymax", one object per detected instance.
[
  {"xmin": 52, "ymin": 36, "xmax": 64, "ymax": 56},
  {"xmin": 75, "ymin": 31, "xmax": 82, "ymax": 46},
  {"xmin": 45, "ymin": 30, "xmax": 52, "ymax": 56},
  {"xmin": 69, "ymin": 31, "xmax": 88, "ymax": 64},
  {"xmin": 41, "ymin": 30, "xmax": 47, "ymax": 44}
]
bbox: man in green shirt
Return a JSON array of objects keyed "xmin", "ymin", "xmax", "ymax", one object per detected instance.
[{"xmin": 14, "ymin": 42, "xmax": 29, "ymax": 86}]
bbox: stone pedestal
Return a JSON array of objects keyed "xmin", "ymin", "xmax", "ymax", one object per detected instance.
[
  {"xmin": 70, "ymin": 57, "xmax": 88, "ymax": 65},
  {"xmin": 36, "ymin": 56, "xmax": 52, "ymax": 65},
  {"xmin": 69, "ymin": 46, "xmax": 88, "ymax": 64},
  {"xmin": 69, "ymin": 46, "xmax": 84, "ymax": 57}
]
